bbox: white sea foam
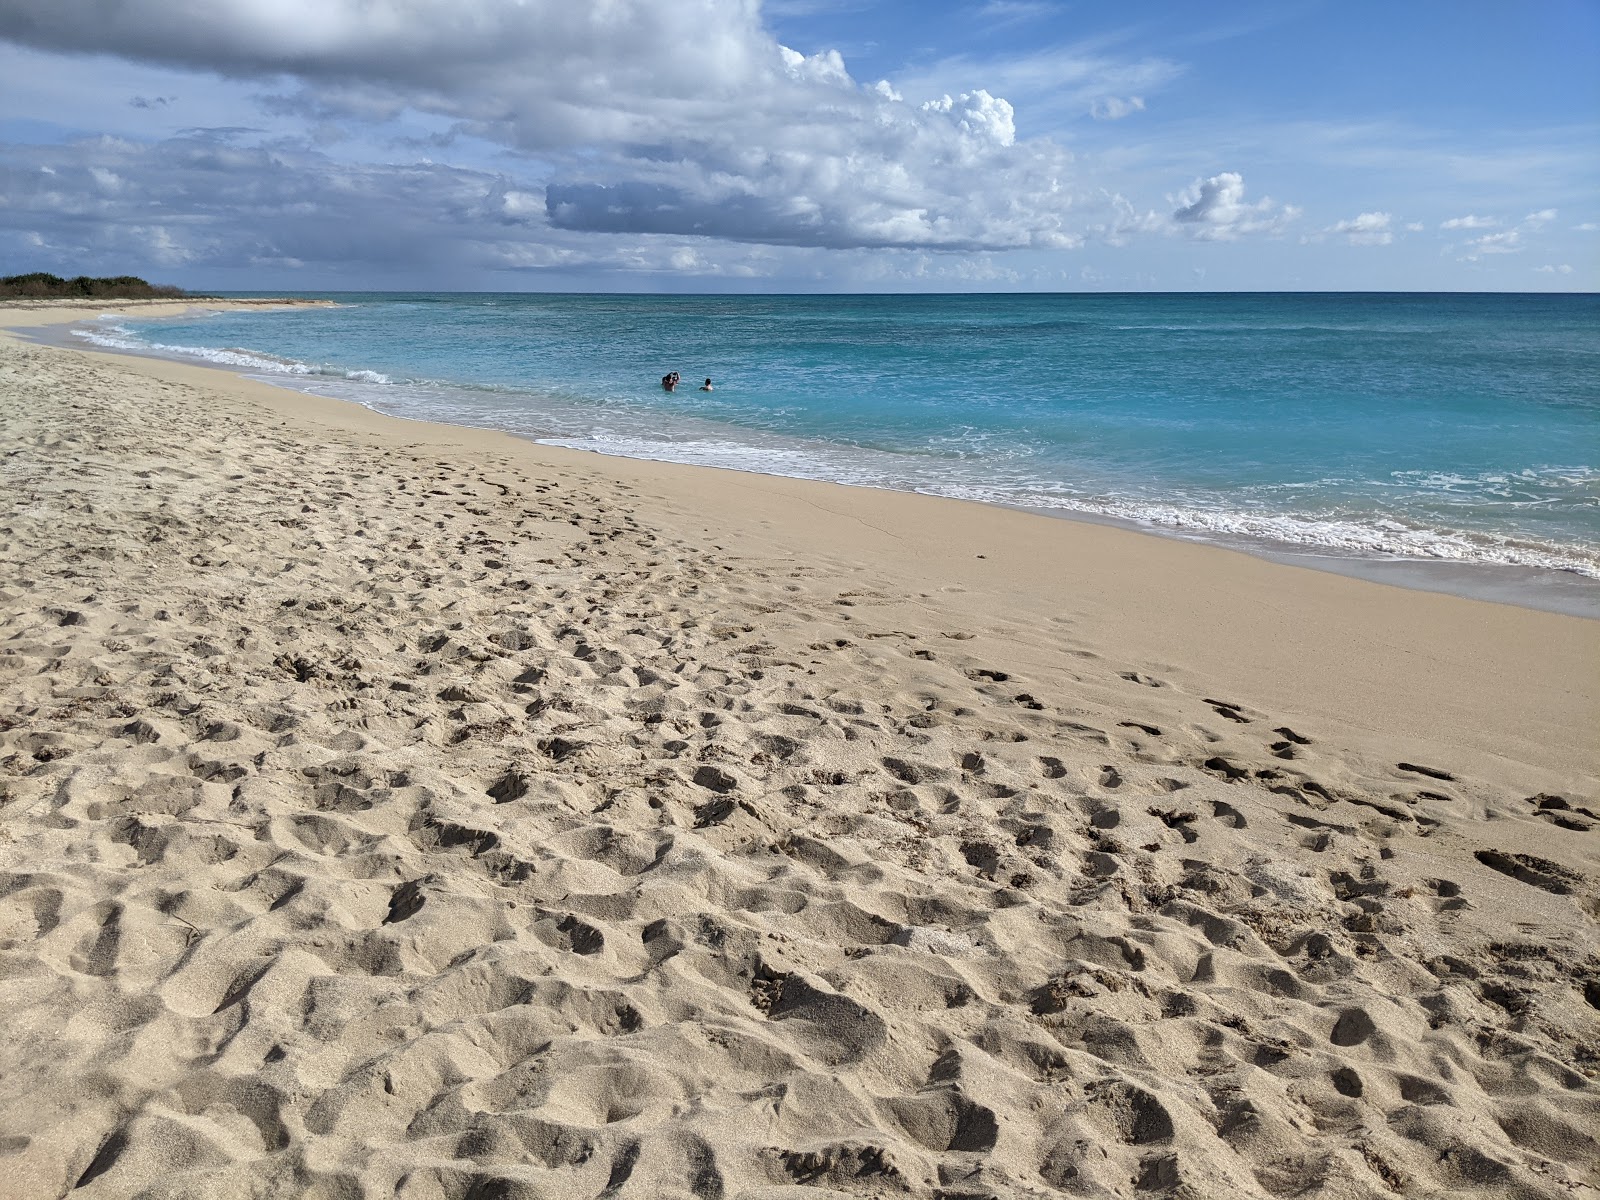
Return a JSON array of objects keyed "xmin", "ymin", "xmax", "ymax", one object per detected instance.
[
  {"xmin": 70, "ymin": 322, "xmax": 391, "ymax": 384},
  {"xmin": 547, "ymin": 430, "xmax": 1600, "ymax": 578},
  {"xmin": 947, "ymin": 486, "xmax": 1600, "ymax": 578},
  {"xmin": 539, "ymin": 432, "xmax": 844, "ymax": 476}
]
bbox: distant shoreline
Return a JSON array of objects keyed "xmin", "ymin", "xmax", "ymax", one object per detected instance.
[{"xmin": 0, "ymin": 296, "xmax": 331, "ymax": 311}]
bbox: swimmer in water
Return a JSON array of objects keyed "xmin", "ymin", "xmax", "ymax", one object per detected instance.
[
  {"xmin": 661, "ymin": 371, "xmax": 680, "ymax": 392},
  {"xmin": 699, "ymin": 378, "xmax": 713, "ymax": 391}
]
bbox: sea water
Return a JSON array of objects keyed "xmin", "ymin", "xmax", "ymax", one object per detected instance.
[{"xmin": 71, "ymin": 292, "xmax": 1599, "ymax": 604}]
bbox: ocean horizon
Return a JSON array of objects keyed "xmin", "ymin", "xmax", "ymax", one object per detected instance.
[{"xmin": 69, "ymin": 290, "xmax": 1599, "ymax": 611}]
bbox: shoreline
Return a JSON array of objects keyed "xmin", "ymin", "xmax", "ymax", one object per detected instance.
[
  {"xmin": 4, "ymin": 301, "xmax": 1595, "ymax": 773},
  {"xmin": 2, "ymin": 311, "xmax": 1596, "ymax": 1198},
  {"xmin": 19, "ymin": 299, "xmax": 1598, "ymax": 621}
]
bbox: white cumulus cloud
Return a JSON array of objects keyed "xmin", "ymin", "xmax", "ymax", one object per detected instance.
[
  {"xmin": 1440, "ymin": 214, "xmax": 1496, "ymax": 230},
  {"xmin": 1170, "ymin": 172, "xmax": 1298, "ymax": 241},
  {"xmin": 1326, "ymin": 211, "xmax": 1393, "ymax": 245},
  {"xmin": 920, "ymin": 90, "xmax": 1017, "ymax": 147}
]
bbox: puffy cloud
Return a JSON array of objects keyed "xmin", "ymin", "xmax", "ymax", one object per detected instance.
[
  {"xmin": 0, "ymin": 1, "xmax": 770, "ymax": 114},
  {"xmin": 1440, "ymin": 214, "xmax": 1496, "ymax": 230},
  {"xmin": 780, "ymin": 45, "xmax": 852, "ymax": 87},
  {"xmin": 1326, "ymin": 211, "xmax": 1392, "ymax": 245},
  {"xmin": 1535, "ymin": 263, "xmax": 1574, "ymax": 274},
  {"xmin": 919, "ymin": 90, "xmax": 1017, "ymax": 147},
  {"xmin": 1522, "ymin": 208, "xmax": 1556, "ymax": 228},
  {"xmin": 542, "ymin": 84, "xmax": 1085, "ymax": 252},
  {"xmin": 1170, "ymin": 172, "xmax": 1298, "ymax": 241},
  {"xmin": 0, "ymin": 0, "xmax": 1089, "ymax": 254}
]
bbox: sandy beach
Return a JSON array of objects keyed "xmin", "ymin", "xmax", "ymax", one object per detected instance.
[{"xmin": 1, "ymin": 304, "xmax": 1596, "ymax": 1199}]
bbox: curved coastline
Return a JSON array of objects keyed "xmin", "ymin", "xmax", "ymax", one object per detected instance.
[{"xmin": 17, "ymin": 298, "xmax": 1600, "ymax": 619}]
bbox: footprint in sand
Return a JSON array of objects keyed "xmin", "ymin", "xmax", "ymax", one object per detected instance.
[
  {"xmin": 383, "ymin": 880, "xmax": 426, "ymax": 924},
  {"xmin": 1210, "ymin": 800, "xmax": 1247, "ymax": 828},
  {"xmin": 1398, "ymin": 761, "xmax": 1454, "ymax": 781},
  {"xmin": 1473, "ymin": 849, "xmax": 1580, "ymax": 895},
  {"xmin": 1149, "ymin": 807, "xmax": 1199, "ymax": 843},
  {"xmin": 1529, "ymin": 794, "xmax": 1597, "ymax": 832},
  {"xmin": 1202, "ymin": 756, "xmax": 1248, "ymax": 781}
]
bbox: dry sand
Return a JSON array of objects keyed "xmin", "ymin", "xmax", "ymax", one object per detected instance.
[{"xmin": 1, "ymin": 305, "xmax": 1597, "ymax": 1200}]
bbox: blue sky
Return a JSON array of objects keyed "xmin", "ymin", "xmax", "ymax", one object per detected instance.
[{"xmin": 0, "ymin": 0, "xmax": 1594, "ymax": 292}]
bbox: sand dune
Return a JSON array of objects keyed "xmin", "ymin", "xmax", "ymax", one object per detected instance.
[{"xmin": 1, "ymin": 324, "xmax": 1596, "ymax": 1199}]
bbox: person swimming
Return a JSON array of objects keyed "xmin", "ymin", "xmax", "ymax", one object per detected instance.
[
  {"xmin": 699, "ymin": 378, "xmax": 713, "ymax": 391},
  {"xmin": 661, "ymin": 371, "xmax": 680, "ymax": 392}
]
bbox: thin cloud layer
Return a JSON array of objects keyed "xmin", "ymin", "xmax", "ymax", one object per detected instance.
[
  {"xmin": 0, "ymin": 132, "xmax": 608, "ymax": 275},
  {"xmin": 1090, "ymin": 96, "xmax": 1145, "ymax": 120},
  {"xmin": 1449, "ymin": 209, "xmax": 1558, "ymax": 262}
]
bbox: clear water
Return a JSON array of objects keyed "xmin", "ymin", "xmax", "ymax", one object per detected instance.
[{"xmin": 74, "ymin": 292, "xmax": 1600, "ymax": 581}]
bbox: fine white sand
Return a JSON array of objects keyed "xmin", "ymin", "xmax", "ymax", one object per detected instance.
[{"xmin": 2, "ymin": 307, "xmax": 1597, "ymax": 1199}]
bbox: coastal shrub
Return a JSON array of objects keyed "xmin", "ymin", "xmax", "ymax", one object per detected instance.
[{"xmin": 0, "ymin": 272, "xmax": 199, "ymax": 299}]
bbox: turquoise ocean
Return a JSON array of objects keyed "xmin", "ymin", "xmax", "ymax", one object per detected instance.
[{"xmin": 73, "ymin": 292, "xmax": 1599, "ymax": 600}]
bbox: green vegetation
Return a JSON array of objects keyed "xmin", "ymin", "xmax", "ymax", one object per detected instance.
[{"xmin": 0, "ymin": 272, "xmax": 207, "ymax": 300}]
